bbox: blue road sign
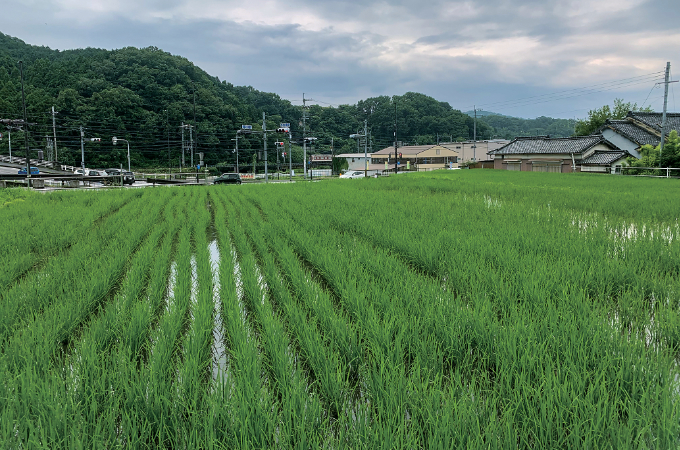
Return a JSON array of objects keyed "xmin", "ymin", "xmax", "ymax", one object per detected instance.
[
  {"xmin": 241, "ymin": 125, "xmax": 253, "ymax": 130},
  {"xmin": 280, "ymin": 123, "xmax": 290, "ymax": 128}
]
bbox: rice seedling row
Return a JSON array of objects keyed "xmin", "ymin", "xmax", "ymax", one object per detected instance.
[
  {"xmin": 219, "ymin": 195, "xmax": 330, "ymax": 446},
  {"xmin": 1, "ymin": 170, "xmax": 679, "ymax": 448},
  {"xmin": 0, "ymin": 190, "xmax": 142, "ymax": 292}
]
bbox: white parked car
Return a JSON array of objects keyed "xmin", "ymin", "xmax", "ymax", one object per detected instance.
[{"xmin": 339, "ymin": 171, "xmax": 365, "ymax": 179}]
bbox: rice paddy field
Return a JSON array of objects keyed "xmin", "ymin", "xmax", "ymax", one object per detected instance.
[{"xmin": 1, "ymin": 170, "xmax": 680, "ymax": 448}]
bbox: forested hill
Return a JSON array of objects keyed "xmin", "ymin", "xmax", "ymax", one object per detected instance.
[
  {"xmin": 0, "ymin": 31, "xmax": 557, "ymax": 169},
  {"xmin": 478, "ymin": 115, "xmax": 577, "ymax": 139}
]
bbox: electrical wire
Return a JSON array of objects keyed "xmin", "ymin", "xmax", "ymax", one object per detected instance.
[{"xmin": 462, "ymin": 71, "xmax": 664, "ymax": 111}]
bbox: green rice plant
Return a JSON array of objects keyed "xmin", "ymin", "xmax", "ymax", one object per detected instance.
[
  {"xmin": 0, "ymin": 189, "xmax": 142, "ymax": 293},
  {"xmin": 0, "ymin": 190, "xmax": 151, "ymax": 344},
  {"xmin": 1, "ymin": 190, "xmax": 170, "ymax": 375},
  {"xmin": 217, "ymin": 193, "xmax": 328, "ymax": 447},
  {"xmin": 2, "ymin": 170, "xmax": 680, "ymax": 448},
  {"xmin": 210, "ymin": 196, "xmax": 276, "ymax": 448}
]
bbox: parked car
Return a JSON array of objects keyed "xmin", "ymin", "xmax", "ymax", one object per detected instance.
[
  {"xmin": 122, "ymin": 171, "xmax": 135, "ymax": 185},
  {"xmin": 18, "ymin": 167, "xmax": 39, "ymax": 175},
  {"xmin": 214, "ymin": 173, "xmax": 242, "ymax": 185},
  {"xmin": 339, "ymin": 170, "xmax": 365, "ymax": 179}
]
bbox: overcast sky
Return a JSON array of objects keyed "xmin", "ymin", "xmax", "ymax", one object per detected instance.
[{"xmin": 1, "ymin": 0, "xmax": 678, "ymax": 118}]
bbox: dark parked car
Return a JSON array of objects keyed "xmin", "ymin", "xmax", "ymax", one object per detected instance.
[
  {"xmin": 214, "ymin": 173, "xmax": 242, "ymax": 185},
  {"xmin": 18, "ymin": 167, "xmax": 39, "ymax": 175},
  {"xmin": 122, "ymin": 171, "xmax": 135, "ymax": 185},
  {"xmin": 105, "ymin": 169, "xmax": 134, "ymax": 185}
]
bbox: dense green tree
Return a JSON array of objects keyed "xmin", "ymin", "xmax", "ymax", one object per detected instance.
[
  {"xmin": 574, "ymin": 99, "xmax": 651, "ymax": 136},
  {"xmin": 0, "ymin": 31, "xmax": 573, "ymax": 170},
  {"xmin": 659, "ymin": 130, "xmax": 680, "ymax": 168}
]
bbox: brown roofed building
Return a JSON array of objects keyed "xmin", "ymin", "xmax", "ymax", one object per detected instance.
[
  {"xmin": 440, "ymin": 140, "xmax": 510, "ymax": 163},
  {"xmin": 372, "ymin": 144, "xmax": 459, "ymax": 171}
]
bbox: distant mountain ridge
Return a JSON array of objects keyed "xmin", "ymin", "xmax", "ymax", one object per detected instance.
[
  {"xmin": 464, "ymin": 110, "xmax": 509, "ymax": 118},
  {"xmin": 0, "ymin": 31, "xmax": 574, "ymax": 169}
]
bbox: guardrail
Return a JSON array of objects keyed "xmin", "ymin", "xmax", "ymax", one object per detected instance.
[{"xmin": 619, "ymin": 166, "xmax": 680, "ymax": 178}]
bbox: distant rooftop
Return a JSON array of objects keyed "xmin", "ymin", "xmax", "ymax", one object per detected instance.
[
  {"xmin": 491, "ymin": 135, "xmax": 615, "ymax": 155},
  {"xmin": 597, "ymin": 120, "xmax": 659, "ymax": 146},
  {"xmin": 627, "ymin": 111, "xmax": 680, "ymax": 133},
  {"xmin": 580, "ymin": 151, "xmax": 629, "ymax": 165},
  {"xmin": 373, "ymin": 144, "xmax": 455, "ymax": 155}
]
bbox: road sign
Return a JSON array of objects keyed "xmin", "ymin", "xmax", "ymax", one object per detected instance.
[
  {"xmin": 280, "ymin": 123, "xmax": 290, "ymax": 128},
  {"xmin": 241, "ymin": 125, "xmax": 253, "ymax": 130}
]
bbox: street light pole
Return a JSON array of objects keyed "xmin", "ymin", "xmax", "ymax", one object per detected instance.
[
  {"xmin": 112, "ymin": 137, "xmax": 131, "ymax": 172},
  {"xmin": 350, "ymin": 128, "xmax": 368, "ymax": 177},
  {"xmin": 231, "ymin": 134, "xmax": 240, "ymax": 174},
  {"xmin": 80, "ymin": 126, "xmax": 85, "ymax": 172}
]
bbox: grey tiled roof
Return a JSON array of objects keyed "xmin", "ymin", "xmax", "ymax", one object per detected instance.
[
  {"xmin": 598, "ymin": 120, "xmax": 659, "ymax": 146},
  {"xmin": 580, "ymin": 151, "xmax": 629, "ymax": 165},
  {"xmin": 627, "ymin": 112, "xmax": 680, "ymax": 133},
  {"xmin": 491, "ymin": 135, "xmax": 615, "ymax": 155}
]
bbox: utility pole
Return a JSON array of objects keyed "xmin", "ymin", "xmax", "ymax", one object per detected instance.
[
  {"xmin": 19, "ymin": 61, "xmax": 30, "ymax": 184},
  {"xmin": 166, "ymin": 109, "xmax": 170, "ymax": 171},
  {"xmin": 51, "ymin": 106, "xmax": 58, "ymax": 163},
  {"xmin": 288, "ymin": 131, "xmax": 292, "ymax": 181},
  {"xmin": 394, "ymin": 99, "xmax": 398, "ymax": 174},
  {"xmin": 303, "ymin": 93, "xmax": 307, "ymax": 179},
  {"xmin": 80, "ymin": 126, "xmax": 85, "ymax": 172},
  {"xmin": 364, "ymin": 119, "xmax": 368, "ymax": 178},
  {"xmin": 660, "ymin": 62, "xmax": 671, "ymax": 156},
  {"xmin": 473, "ymin": 106, "xmax": 477, "ymax": 162},
  {"xmin": 263, "ymin": 111, "xmax": 268, "ymax": 182},
  {"xmin": 189, "ymin": 124, "xmax": 194, "ymax": 168},
  {"xmin": 8, "ymin": 128, "xmax": 11, "ymax": 163},
  {"xmin": 192, "ymin": 86, "xmax": 197, "ymax": 168},
  {"xmin": 180, "ymin": 122, "xmax": 185, "ymax": 171},
  {"xmin": 276, "ymin": 128, "xmax": 280, "ymax": 177}
]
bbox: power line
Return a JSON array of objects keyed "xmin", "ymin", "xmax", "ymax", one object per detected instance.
[{"xmin": 466, "ymin": 74, "xmax": 664, "ymax": 113}]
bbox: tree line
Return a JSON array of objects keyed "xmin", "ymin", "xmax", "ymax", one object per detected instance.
[{"xmin": 0, "ymin": 31, "xmax": 584, "ymax": 170}]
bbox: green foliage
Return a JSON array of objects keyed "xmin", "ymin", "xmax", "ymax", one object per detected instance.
[
  {"xmin": 0, "ymin": 31, "xmax": 586, "ymax": 171},
  {"xmin": 332, "ymin": 156, "xmax": 349, "ymax": 174},
  {"xmin": 660, "ymin": 130, "xmax": 680, "ymax": 168},
  {"xmin": 574, "ymin": 98, "xmax": 651, "ymax": 136},
  {"xmin": 628, "ymin": 130, "xmax": 680, "ymax": 174}
]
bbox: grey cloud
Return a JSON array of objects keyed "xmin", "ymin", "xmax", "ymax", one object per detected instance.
[{"xmin": 0, "ymin": 0, "xmax": 676, "ymax": 118}]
